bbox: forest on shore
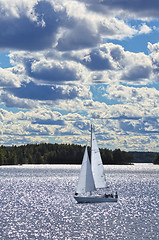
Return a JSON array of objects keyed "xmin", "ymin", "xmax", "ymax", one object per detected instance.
[{"xmin": 0, "ymin": 143, "xmax": 134, "ymax": 165}]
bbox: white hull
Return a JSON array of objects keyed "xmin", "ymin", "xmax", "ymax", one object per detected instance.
[{"xmin": 74, "ymin": 196, "xmax": 118, "ymax": 203}]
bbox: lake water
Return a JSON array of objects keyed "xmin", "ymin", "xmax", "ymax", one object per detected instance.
[{"xmin": 0, "ymin": 164, "xmax": 158, "ymax": 240}]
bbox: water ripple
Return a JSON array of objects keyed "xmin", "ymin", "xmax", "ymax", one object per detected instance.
[{"xmin": 0, "ymin": 164, "xmax": 158, "ymax": 239}]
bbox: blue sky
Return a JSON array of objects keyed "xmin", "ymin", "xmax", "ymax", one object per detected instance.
[{"xmin": 0, "ymin": 0, "xmax": 159, "ymax": 151}]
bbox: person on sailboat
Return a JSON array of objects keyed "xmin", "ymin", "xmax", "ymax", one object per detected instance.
[{"xmin": 115, "ymin": 191, "xmax": 118, "ymax": 199}]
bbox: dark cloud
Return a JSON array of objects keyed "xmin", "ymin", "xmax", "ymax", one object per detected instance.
[
  {"xmin": 32, "ymin": 119, "xmax": 65, "ymax": 125},
  {"xmin": 121, "ymin": 65, "xmax": 152, "ymax": 81},
  {"xmin": 0, "ymin": 1, "xmax": 62, "ymax": 51},
  {"xmin": 6, "ymin": 81, "xmax": 78, "ymax": 101},
  {"xmin": 0, "ymin": 1, "xmax": 101, "ymax": 52},
  {"xmin": 82, "ymin": 0, "xmax": 159, "ymax": 18},
  {"xmin": 31, "ymin": 66, "xmax": 78, "ymax": 82},
  {"xmin": 62, "ymin": 45, "xmax": 114, "ymax": 71},
  {"xmin": 104, "ymin": 0, "xmax": 159, "ymax": 15},
  {"xmin": 56, "ymin": 20, "xmax": 100, "ymax": 51},
  {"xmin": 0, "ymin": 0, "xmax": 157, "ymax": 54},
  {"xmin": 81, "ymin": 49, "xmax": 113, "ymax": 71},
  {"xmin": 110, "ymin": 47, "xmax": 123, "ymax": 62},
  {"xmin": 24, "ymin": 60, "xmax": 79, "ymax": 83},
  {"xmin": 110, "ymin": 115, "xmax": 141, "ymax": 120},
  {"xmin": 120, "ymin": 118, "xmax": 159, "ymax": 134}
]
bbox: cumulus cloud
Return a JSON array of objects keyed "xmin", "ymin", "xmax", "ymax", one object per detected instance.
[
  {"xmin": 56, "ymin": 19, "xmax": 100, "ymax": 51},
  {"xmin": 60, "ymin": 43, "xmax": 154, "ymax": 84},
  {"xmin": 0, "ymin": 0, "xmax": 159, "ymax": 151},
  {"xmin": 0, "ymin": 91, "xmax": 36, "ymax": 109},
  {"xmin": 0, "ymin": 107, "xmax": 89, "ymax": 146},
  {"xmin": 121, "ymin": 65, "xmax": 152, "ymax": 82},
  {"xmin": 148, "ymin": 42, "xmax": 159, "ymax": 80},
  {"xmin": 6, "ymin": 81, "xmax": 83, "ymax": 101},
  {"xmin": 29, "ymin": 59, "xmax": 84, "ymax": 83},
  {"xmin": 56, "ymin": 15, "xmax": 137, "ymax": 51},
  {"xmin": 82, "ymin": 0, "xmax": 159, "ymax": 18},
  {"xmin": 0, "ymin": 39, "xmax": 156, "ymax": 112},
  {"xmin": 0, "ymin": 42, "xmax": 155, "ymax": 109},
  {"xmin": 120, "ymin": 51, "xmax": 153, "ymax": 83},
  {"xmin": 0, "ymin": 0, "xmax": 144, "ymax": 53},
  {"xmin": 0, "ymin": 67, "xmax": 22, "ymax": 87},
  {"xmin": 106, "ymin": 84, "xmax": 159, "ymax": 108},
  {"xmin": 0, "ymin": 0, "xmax": 64, "ymax": 51},
  {"xmin": 1, "ymin": 90, "xmax": 159, "ymax": 150},
  {"xmin": 75, "ymin": 47, "xmax": 114, "ymax": 71},
  {"xmin": 138, "ymin": 24, "xmax": 152, "ymax": 35}
]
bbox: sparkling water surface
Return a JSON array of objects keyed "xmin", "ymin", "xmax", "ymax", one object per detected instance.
[{"xmin": 0, "ymin": 164, "xmax": 158, "ymax": 240}]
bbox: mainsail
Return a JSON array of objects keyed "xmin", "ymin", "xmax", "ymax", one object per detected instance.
[
  {"xmin": 91, "ymin": 127, "xmax": 107, "ymax": 189},
  {"xmin": 75, "ymin": 145, "xmax": 96, "ymax": 194}
]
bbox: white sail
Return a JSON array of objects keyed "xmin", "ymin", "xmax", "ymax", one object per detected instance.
[
  {"xmin": 91, "ymin": 127, "xmax": 107, "ymax": 189},
  {"xmin": 76, "ymin": 145, "xmax": 96, "ymax": 194}
]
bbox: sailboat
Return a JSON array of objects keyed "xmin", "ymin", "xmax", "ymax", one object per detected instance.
[{"xmin": 74, "ymin": 125, "xmax": 118, "ymax": 203}]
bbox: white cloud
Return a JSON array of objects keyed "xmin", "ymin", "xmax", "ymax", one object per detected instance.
[
  {"xmin": 98, "ymin": 17, "xmax": 137, "ymax": 40},
  {"xmin": 0, "ymin": 91, "xmax": 159, "ymax": 151},
  {"xmin": 148, "ymin": 42, "xmax": 159, "ymax": 80},
  {"xmin": 106, "ymin": 84, "xmax": 159, "ymax": 108},
  {"xmin": 0, "ymin": 67, "xmax": 22, "ymax": 87},
  {"xmin": 0, "ymin": 91, "xmax": 36, "ymax": 109},
  {"xmin": 138, "ymin": 24, "xmax": 152, "ymax": 34}
]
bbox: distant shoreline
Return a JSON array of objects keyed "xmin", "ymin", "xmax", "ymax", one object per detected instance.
[{"xmin": 0, "ymin": 143, "xmax": 157, "ymax": 165}]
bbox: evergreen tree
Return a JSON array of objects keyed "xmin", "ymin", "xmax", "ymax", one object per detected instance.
[
  {"xmin": 153, "ymin": 154, "xmax": 159, "ymax": 164},
  {"xmin": 113, "ymin": 149, "xmax": 122, "ymax": 164}
]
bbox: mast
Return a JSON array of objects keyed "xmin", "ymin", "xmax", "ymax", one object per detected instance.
[
  {"xmin": 90, "ymin": 125, "xmax": 94, "ymax": 196},
  {"xmin": 91, "ymin": 124, "xmax": 93, "ymax": 162}
]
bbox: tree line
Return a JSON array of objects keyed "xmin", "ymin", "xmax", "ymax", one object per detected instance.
[
  {"xmin": 129, "ymin": 151, "xmax": 157, "ymax": 163},
  {"xmin": 0, "ymin": 143, "xmax": 134, "ymax": 165},
  {"xmin": 153, "ymin": 154, "xmax": 159, "ymax": 164}
]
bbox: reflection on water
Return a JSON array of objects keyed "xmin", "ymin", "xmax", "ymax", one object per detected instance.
[{"xmin": 0, "ymin": 164, "xmax": 158, "ymax": 239}]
